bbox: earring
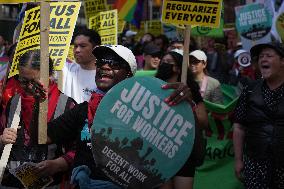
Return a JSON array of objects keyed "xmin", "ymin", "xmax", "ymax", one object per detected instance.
[{"xmin": 126, "ymin": 72, "xmax": 131, "ymax": 78}]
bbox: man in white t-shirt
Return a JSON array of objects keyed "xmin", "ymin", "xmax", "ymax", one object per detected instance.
[{"xmin": 63, "ymin": 29, "xmax": 101, "ymax": 103}]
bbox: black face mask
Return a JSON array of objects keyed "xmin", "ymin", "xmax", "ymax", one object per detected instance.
[{"xmin": 156, "ymin": 63, "xmax": 174, "ymax": 81}]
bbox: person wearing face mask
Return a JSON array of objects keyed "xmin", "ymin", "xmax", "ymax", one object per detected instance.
[
  {"xmin": 189, "ymin": 50, "xmax": 223, "ymax": 104},
  {"xmin": 156, "ymin": 49, "xmax": 208, "ymax": 189}
]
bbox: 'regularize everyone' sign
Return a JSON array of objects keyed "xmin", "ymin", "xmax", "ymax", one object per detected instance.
[{"xmin": 92, "ymin": 77, "xmax": 195, "ymax": 188}]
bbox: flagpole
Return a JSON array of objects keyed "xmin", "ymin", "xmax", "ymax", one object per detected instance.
[{"xmin": 149, "ymin": 0, "xmax": 153, "ymax": 21}]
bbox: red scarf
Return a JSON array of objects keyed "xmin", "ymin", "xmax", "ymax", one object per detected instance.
[
  {"xmin": 2, "ymin": 77, "xmax": 24, "ymax": 108},
  {"xmin": 88, "ymin": 92, "xmax": 104, "ymax": 128}
]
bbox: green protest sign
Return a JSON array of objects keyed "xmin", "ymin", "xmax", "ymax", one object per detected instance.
[
  {"xmin": 204, "ymin": 84, "xmax": 239, "ymax": 113},
  {"xmin": 235, "ymin": 3, "xmax": 272, "ymax": 41},
  {"xmin": 191, "ymin": 16, "xmax": 224, "ymax": 38},
  {"xmin": 194, "ymin": 84, "xmax": 242, "ymax": 189},
  {"xmin": 91, "ymin": 77, "xmax": 195, "ymax": 188}
]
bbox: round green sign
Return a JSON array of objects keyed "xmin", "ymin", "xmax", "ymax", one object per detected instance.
[
  {"xmin": 197, "ymin": 26, "xmax": 212, "ymax": 35},
  {"xmin": 235, "ymin": 4, "xmax": 272, "ymax": 40},
  {"xmin": 91, "ymin": 77, "xmax": 195, "ymax": 188}
]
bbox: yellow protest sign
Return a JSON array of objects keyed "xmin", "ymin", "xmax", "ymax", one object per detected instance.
[
  {"xmin": 89, "ymin": 9, "xmax": 118, "ymax": 45},
  {"xmin": 49, "ymin": 2, "xmax": 80, "ymax": 69},
  {"xmin": 0, "ymin": 0, "xmax": 34, "ymax": 2},
  {"xmin": 84, "ymin": 0, "xmax": 107, "ymax": 28},
  {"xmin": 10, "ymin": 162, "xmax": 53, "ymax": 189},
  {"xmin": 129, "ymin": 21, "xmax": 161, "ymax": 39},
  {"xmin": 9, "ymin": 2, "xmax": 81, "ymax": 78},
  {"xmin": 106, "ymin": 4, "xmax": 113, "ymax": 10},
  {"xmin": 146, "ymin": 20, "xmax": 162, "ymax": 36},
  {"xmin": 118, "ymin": 19, "xmax": 126, "ymax": 34},
  {"xmin": 67, "ymin": 44, "xmax": 75, "ymax": 62},
  {"xmin": 105, "ymin": 4, "xmax": 124, "ymax": 34},
  {"xmin": 129, "ymin": 22, "xmax": 145, "ymax": 41},
  {"xmin": 161, "ymin": 0, "xmax": 222, "ymax": 28}
]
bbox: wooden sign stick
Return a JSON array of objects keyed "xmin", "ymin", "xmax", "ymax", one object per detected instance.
[
  {"xmin": 38, "ymin": 1, "xmax": 50, "ymax": 144},
  {"xmin": 0, "ymin": 96, "xmax": 21, "ymax": 183},
  {"xmin": 181, "ymin": 25, "xmax": 191, "ymax": 84}
]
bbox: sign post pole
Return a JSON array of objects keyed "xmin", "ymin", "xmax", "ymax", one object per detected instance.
[
  {"xmin": 181, "ymin": 25, "xmax": 191, "ymax": 84},
  {"xmin": 161, "ymin": 0, "xmax": 222, "ymax": 84},
  {"xmin": 38, "ymin": 1, "xmax": 50, "ymax": 144}
]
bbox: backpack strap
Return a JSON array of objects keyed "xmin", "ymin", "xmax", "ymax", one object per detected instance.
[{"xmin": 54, "ymin": 93, "xmax": 69, "ymax": 119}]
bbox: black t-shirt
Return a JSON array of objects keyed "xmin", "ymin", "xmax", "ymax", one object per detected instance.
[{"xmin": 47, "ymin": 101, "xmax": 108, "ymax": 180}]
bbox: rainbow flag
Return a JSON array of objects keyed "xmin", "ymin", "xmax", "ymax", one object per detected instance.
[
  {"xmin": 131, "ymin": 0, "xmax": 144, "ymax": 28},
  {"xmin": 114, "ymin": 0, "xmax": 137, "ymax": 22}
]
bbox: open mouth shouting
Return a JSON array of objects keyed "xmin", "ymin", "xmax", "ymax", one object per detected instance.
[{"xmin": 97, "ymin": 70, "xmax": 114, "ymax": 82}]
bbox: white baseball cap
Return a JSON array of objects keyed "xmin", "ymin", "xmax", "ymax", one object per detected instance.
[
  {"xmin": 125, "ymin": 30, "xmax": 137, "ymax": 37},
  {"xmin": 189, "ymin": 50, "xmax": 207, "ymax": 62},
  {"xmin": 93, "ymin": 45, "xmax": 137, "ymax": 75},
  {"xmin": 171, "ymin": 49, "xmax": 183, "ymax": 56}
]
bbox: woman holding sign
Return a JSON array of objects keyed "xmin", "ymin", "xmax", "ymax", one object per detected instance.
[
  {"xmin": 0, "ymin": 49, "xmax": 77, "ymax": 188},
  {"xmin": 156, "ymin": 49, "xmax": 208, "ymax": 189}
]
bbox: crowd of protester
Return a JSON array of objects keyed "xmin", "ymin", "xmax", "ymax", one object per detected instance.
[{"xmin": 0, "ymin": 21, "xmax": 283, "ymax": 189}]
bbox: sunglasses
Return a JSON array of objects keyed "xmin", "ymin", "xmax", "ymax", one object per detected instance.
[
  {"xmin": 96, "ymin": 59, "xmax": 129, "ymax": 70},
  {"xmin": 189, "ymin": 59, "xmax": 203, "ymax": 65}
]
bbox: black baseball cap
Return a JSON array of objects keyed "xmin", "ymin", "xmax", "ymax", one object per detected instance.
[
  {"xmin": 250, "ymin": 41, "xmax": 284, "ymax": 58},
  {"xmin": 143, "ymin": 43, "xmax": 161, "ymax": 57}
]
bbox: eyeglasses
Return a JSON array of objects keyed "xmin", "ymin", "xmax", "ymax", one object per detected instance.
[{"xmin": 96, "ymin": 59, "xmax": 129, "ymax": 70}]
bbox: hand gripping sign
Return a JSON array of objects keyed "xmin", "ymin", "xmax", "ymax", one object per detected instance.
[{"xmin": 91, "ymin": 77, "xmax": 195, "ymax": 188}]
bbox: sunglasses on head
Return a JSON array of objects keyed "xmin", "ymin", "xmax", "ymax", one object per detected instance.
[{"xmin": 96, "ymin": 59, "xmax": 129, "ymax": 70}]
